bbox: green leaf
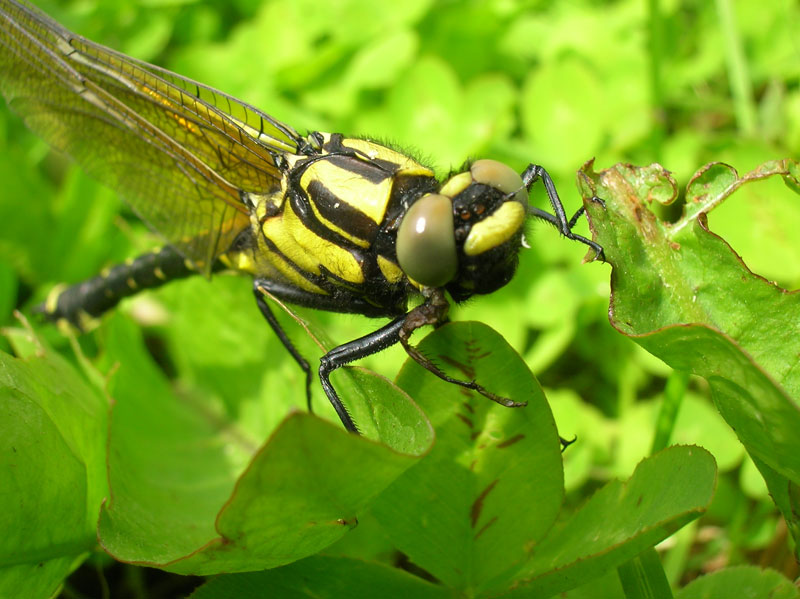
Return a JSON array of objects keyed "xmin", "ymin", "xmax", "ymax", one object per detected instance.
[
  {"xmin": 674, "ymin": 565, "xmax": 799, "ymax": 599},
  {"xmin": 559, "ymin": 569, "xmax": 627, "ymax": 599},
  {"xmin": 579, "ymin": 159, "xmax": 800, "ymax": 540},
  {"xmin": 698, "ymin": 163, "xmax": 800, "ymax": 287},
  {"xmin": 0, "ymin": 328, "xmax": 109, "ymax": 599},
  {"xmin": 682, "ymin": 160, "xmax": 799, "ymax": 224},
  {"xmin": 96, "ymin": 315, "xmax": 432, "ymax": 575},
  {"xmin": 496, "ymin": 446, "xmax": 716, "ymax": 598},
  {"xmin": 373, "ymin": 321, "xmax": 564, "ymax": 592},
  {"xmin": 189, "ymin": 555, "xmax": 450, "ymax": 599},
  {"xmin": 749, "ymin": 456, "xmax": 800, "ymax": 545}
]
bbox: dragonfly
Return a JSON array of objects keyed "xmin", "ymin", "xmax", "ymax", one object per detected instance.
[{"xmin": 0, "ymin": 0, "xmax": 604, "ymax": 434}]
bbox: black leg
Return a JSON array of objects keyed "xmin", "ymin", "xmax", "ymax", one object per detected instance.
[
  {"xmin": 398, "ymin": 290, "xmax": 526, "ymax": 409},
  {"xmin": 319, "ymin": 292, "xmax": 526, "ymax": 434},
  {"xmin": 254, "ymin": 284, "xmax": 527, "ymax": 434},
  {"xmin": 318, "ymin": 316, "xmax": 407, "ymax": 433},
  {"xmin": 253, "ymin": 278, "xmax": 407, "ymax": 433},
  {"xmin": 568, "ymin": 197, "xmax": 606, "ymax": 230},
  {"xmin": 253, "ymin": 281, "xmax": 313, "ymax": 412},
  {"xmin": 521, "ymin": 164, "xmax": 605, "ymax": 261},
  {"xmin": 567, "ymin": 206, "xmax": 586, "ymax": 230}
]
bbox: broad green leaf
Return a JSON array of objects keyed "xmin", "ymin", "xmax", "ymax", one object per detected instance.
[
  {"xmin": 494, "ymin": 446, "xmax": 716, "ymax": 598},
  {"xmin": 749, "ymin": 455, "xmax": 800, "ymax": 545},
  {"xmin": 375, "ymin": 321, "xmax": 564, "ymax": 592},
  {"xmin": 579, "ymin": 159, "xmax": 800, "ymax": 541},
  {"xmin": 189, "ymin": 555, "xmax": 449, "ymax": 599},
  {"xmin": 674, "ymin": 565, "xmax": 799, "ymax": 599},
  {"xmin": 96, "ymin": 315, "xmax": 432, "ymax": 574},
  {"xmin": 0, "ymin": 328, "xmax": 109, "ymax": 599},
  {"xmin": 706, "ymin": 163, "xmax": 800, "ymax": 287}
]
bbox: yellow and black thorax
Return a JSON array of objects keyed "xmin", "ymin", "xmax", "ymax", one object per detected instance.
[{"xmin": 221, "ymin": 133, "xmax": 438, "ymax": 317}]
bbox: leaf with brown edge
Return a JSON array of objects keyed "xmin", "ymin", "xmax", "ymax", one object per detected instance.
[{"xmin": 578, "ymin": 159, "xmax": 800, "ymax": 545}]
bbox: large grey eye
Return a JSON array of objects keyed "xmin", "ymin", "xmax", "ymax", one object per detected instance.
[
  {"xmin": 396, "ymin": 194, "xmax": 457, "ymax": 287},
  {"xmin": 470, "ymin": 159, "xmax": 527, "ymax": 204}
]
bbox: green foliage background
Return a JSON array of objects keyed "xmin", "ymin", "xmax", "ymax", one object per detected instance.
[{"xmin": 1, "ymin": 0, "xmax": 799, "ymax": 596}]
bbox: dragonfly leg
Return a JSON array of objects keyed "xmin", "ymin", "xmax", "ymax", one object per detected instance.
[
  {"xmin": 253, "ymin": 281, "xmax": 313, "ymax": 412},
  {"xmin": 318, "ymin": 316, "xmax": 407, "ymax": 433},
  {"xmin": 398, "ymin": 290, "xmax": 526, "ymax": 409},
  {"xmin": 254, "ymin": 278, "xmax": 403, "ymax": 431},
  {"xmin": 253, "ymin": 283, "xmax": 525, "ymax": 432},
  {"xmin": 520, "ymin": 164, "xmax": 605, "ymax": 261}
]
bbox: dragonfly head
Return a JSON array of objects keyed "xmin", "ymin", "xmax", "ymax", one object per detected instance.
[{"xmin": 395, "ymin": 159, "xmax": 527, "ymax": 301}]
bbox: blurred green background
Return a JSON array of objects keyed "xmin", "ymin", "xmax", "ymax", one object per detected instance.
[{"xmin": 1, "ymin": 0, "xmax": 799, "ymax": 590}]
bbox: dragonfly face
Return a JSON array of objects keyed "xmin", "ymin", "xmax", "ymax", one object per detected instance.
[{"xmin": 0, "ymin": 0, "xmax": 603, "ymax": 434}]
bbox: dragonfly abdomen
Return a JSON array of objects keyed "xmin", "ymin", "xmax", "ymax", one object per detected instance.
[{"xmin": 40, "ymin": 246, "xmax": 200, "ymax": 329}]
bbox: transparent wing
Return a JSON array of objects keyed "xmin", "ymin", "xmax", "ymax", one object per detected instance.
[{"xmin": 0, "ymin": 0, "xmax": 304, "ymax": 273}]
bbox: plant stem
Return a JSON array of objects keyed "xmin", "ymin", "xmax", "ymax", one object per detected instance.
[
  {"xmin": 651, "ymin": 370, "xmax": 689, "ymax": 454},
  {"xmin": 647, "ymin": 0, "xmax": 666, "ymax": 161},
  {"xmin": 618, "ymin": 547, "xmax": 674, "ymax": 599},
  {"xmin": 716, "ymin": 0, "xmax": 757, "ymax": 135}
]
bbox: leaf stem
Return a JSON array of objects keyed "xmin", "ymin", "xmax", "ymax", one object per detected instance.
[
  {"xmin": 617, "ymin": 547, "xmax": 674, "ymax": 599},
  {"xmin": 651, "ymin": 370, "xmax": 689, "ymax": 454}
]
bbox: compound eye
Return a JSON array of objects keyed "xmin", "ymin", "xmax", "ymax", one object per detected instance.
[
  {"xmin": 396, "ymin": 194, "xmax": 457, "ymax": 288},
  {"xmin": 470, "ymin": 159, "xmax": 527, "ymax": 204}
]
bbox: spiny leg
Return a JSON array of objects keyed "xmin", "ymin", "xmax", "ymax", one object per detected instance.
[
  {"xmin": 317, "ymin": 292, "xmax": 526, "ymax": 433},
  {"xmin": 521, "ymin": 164, "xmax": 605, "ymax": 260},
  {"xmin": 253, "ymin": 278, "xmax": 408, "ymax": 433},
  {"xmin": 567, "ymin": 196, "xmax": 606, "ymax": 230},
  {"xmin": 253, "ymin": 281, "xmax": 313, "ymax": 412},
  {"xmin": 318, "ymin": 316, "xmax": 408, "ymax": 433},
  {"xmin": 398, "ymin": 290, "xmax": 525, "ymax": 409},
  {"xmin": 252, "ymin": 285, "xmax": 526, "ymax": 433}
]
